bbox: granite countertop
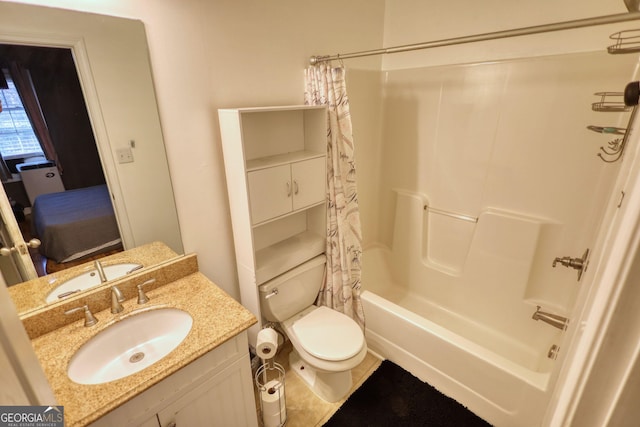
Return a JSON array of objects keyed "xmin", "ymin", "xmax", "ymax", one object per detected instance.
[
  {"xmin": 10, "ymin": 241, "xmax": 179, "ymax": 315},
  {"xmin": 30, "ymin": 271, "xmax": 256, "ymax": 427}
]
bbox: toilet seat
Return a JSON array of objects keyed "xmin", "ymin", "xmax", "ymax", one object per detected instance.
[{"xmin": 292, "ymin": 306, "xmax": 364, "ymax": 361}]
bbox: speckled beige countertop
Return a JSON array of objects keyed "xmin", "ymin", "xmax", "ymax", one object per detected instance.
[
  {"xmin": 29, "ymin": 255, "xmax": 256, "ymax": 427},
  {"xmin": 9, "ymin": 241, "xmax": 179, "ymax": 315}
]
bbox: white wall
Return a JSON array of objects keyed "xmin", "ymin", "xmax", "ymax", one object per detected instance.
[{"xmin": 2, "ymin": 0, "xmax": 386, "ymax": 299}]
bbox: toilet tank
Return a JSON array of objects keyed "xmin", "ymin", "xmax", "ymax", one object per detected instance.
[{"xmin": 259, "ymin": 254, "xmax": 326, "ymax": 322}]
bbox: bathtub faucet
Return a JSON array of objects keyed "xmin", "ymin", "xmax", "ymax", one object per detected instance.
[
  {"xmin": 532, "ymin": 306, "xmax": 569, "ymax": 330},
  {"xmin": 552, "ymin": 248, "xmax": 589, "ymax": 281}
]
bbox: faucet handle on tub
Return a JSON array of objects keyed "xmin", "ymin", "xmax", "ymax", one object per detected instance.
[
  {"xmin": 552, "ymin": 248, "xmax": 590, "ymax": 281},
  {"xmin": 137, "ymin": 279, "xmax": 155, "ymax": 305}
]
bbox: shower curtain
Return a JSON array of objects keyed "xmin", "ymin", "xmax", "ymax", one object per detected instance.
[{"xmin": 304, "ymin": 63, "xmax": 364, "ymax": 329}]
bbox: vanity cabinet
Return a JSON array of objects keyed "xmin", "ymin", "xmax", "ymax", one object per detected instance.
[
  {"xmin": 156, "ymin": 357, "xmax": 253, "ymax": 426},
  {"xmin": 218, "ymin": 105, "xmax": 327, "ymax": 345},
  {"xmin": 88, "ymin": 332, "xmax": 257, "ymax": 427}
]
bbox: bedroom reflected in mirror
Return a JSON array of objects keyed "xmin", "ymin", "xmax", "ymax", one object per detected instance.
[{"xmin": 0, "ymin": 45, "xmax": 119, "ymax": 281}]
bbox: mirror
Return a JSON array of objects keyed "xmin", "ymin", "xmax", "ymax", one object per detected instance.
[{"xmin": 0, "ymin": 3, "xmax": 184, "ymax": 314}]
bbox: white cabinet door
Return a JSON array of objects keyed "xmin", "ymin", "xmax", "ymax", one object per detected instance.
[
  {"xmin": 156, "ymin": 356, "xmax": 258, "ymax": 427},
  {"xmin": 248, "ymin": 165, "xmax": 292, "ymax": 224},
  {"xmin": 291, "ymin": 157, "xmax": 326, "ymax": 211}
]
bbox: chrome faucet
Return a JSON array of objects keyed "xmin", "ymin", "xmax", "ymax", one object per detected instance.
[
  {"xmin": 94, "ymin": 260, "xmax": 108, "ymax": 283},
  {"xmin": 111, "ymin": 285, "xmax": 125, "ymax": 313},
  {"xmin": 552, "ymin": 248, "xmax": 589, "ymax": 281},
  {"xmin": 532, "ymin": 306, "xmax": 569, "ymax": 330}
]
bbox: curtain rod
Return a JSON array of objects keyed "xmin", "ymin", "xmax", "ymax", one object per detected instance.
[{"xmin": 309, "ymin": 12, "xmax": 640, "ymax": 64}]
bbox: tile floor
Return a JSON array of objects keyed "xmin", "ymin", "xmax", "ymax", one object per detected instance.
[{"xmin": 254, "ymin": 340, "xmax": 382, "ymax": 427}]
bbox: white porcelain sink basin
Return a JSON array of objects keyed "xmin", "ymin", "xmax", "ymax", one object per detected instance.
[
  {"xmin": 67, "ymin": 308, "xmax": 193, "ymax": 385},
  {"xmin": 45, "ymin": 263, "xmax": 143, "ymax": 303}
]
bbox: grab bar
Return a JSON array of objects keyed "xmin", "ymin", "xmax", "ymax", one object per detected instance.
[{"xmin": 424, "ymin": 205, "xmax": 478, "ymax": 223}]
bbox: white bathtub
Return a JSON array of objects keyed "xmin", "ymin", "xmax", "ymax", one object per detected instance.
[{"xmin": 362, "ymin": 245, "xmax": 556, "ymax": 427}]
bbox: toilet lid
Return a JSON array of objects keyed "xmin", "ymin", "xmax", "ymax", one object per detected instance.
[{"xmin": 292, "ymin": 306, "xmax": 364, "ymax": 361}]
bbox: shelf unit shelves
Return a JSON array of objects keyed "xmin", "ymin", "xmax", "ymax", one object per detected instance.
[{"xmin": 246, "ymin": 150, "xmax": 325, "ymax": 172}]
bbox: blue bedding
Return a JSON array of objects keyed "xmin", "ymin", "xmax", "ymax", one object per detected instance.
[{"xmin": 31, "ymin": 184, "xmax": 121, "ymax": 262}]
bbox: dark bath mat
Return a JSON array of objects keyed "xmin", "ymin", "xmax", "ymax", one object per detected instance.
[{"xmin": 324, "ymin": 360, "xmax": 493, "ymax": 427}]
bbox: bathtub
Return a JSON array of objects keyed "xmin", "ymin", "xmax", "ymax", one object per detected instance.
[
  {"xmin": 360, "ymin": 188, "xmax": 571, "ymax": 426},
  {"xmin": 362, "ymin": 244, "xmax": 556, "ymax": 427},
  {"xmin": 362, "ymin": 246, "xmax": 554, "ymax": 427}
]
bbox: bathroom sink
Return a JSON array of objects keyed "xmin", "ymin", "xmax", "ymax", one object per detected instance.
[
  {"xmin": 67, "ymin": 308, "xmax": 193, "ymax": 385},
  {"xmin": 45, "ymin": 263, "xmax": 143, "ymax": 303}
]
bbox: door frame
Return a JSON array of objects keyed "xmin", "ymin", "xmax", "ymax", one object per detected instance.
[
  {"xmin": 0, "ymin": 270, "xmax": 55, "ymax": 404},
  {"xmin": 0, "ymin": 179, "xmax": 38, "ymax": 282}
]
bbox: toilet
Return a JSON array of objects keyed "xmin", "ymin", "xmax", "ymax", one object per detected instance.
[{"xmin": 259, "ymin": 254, "xmax": 367, "ymax": 403}]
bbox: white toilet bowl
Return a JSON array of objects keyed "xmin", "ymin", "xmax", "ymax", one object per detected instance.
[
  {"xmin": 282, "ymin": 305, "xmax": 367, "ymax": 402},
  {"xmin": 258, "ymin": 255, "xmax": 367, "ymax": 402}
]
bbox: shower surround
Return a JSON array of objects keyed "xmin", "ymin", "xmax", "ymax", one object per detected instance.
[{"xmin": 358, "ymin": 51, "xmax": 639, "ymax": 426}]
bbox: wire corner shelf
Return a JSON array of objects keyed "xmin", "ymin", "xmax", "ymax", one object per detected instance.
[
  {"xmin": 608, "ymin": 29, "xmax": 640, "ymax": 54},
  {"xmin": 591, "ymin": 92, "xmax": 633, "ymax": 112}
]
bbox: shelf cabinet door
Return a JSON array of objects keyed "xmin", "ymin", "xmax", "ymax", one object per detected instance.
[
  {"xmin": 291, "ymin": 157, "xmax": 326, "ymax": 211},
  {"xmin": 248, "ymin": 165, "xmax": 292, "ymax": 224}
]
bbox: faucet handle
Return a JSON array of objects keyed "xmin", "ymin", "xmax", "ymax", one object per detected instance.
[
  {"xmin": 552, "ymin": 248, "xmax": 590, "ymax": 281},
  {"xmin": 65, "ymin": 304, "xmax": 98, "ymax": 327},
  {"xmin": 137, "ymin": 279, "xmax": 155, "ymax": 304}
]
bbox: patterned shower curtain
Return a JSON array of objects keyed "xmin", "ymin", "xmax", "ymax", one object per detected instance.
[{"xmin": 304, "ymin": 63, "xmax": 365, "ymax": 329}]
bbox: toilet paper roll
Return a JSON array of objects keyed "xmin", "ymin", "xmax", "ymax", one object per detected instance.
[
  {"xmin": 256, "ymin": 327, "xmax": 278, "ymax": 359},
  {"xmin": 260, "ymin": 379, "xmax": 286, "ymax": 427}
]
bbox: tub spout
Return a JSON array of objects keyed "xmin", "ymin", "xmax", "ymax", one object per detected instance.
[{"xmin": 532, "ymin": 306, "xmax": 569, "ymax": 330}]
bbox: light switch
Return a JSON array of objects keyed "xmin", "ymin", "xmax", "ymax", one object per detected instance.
[{"xmin": 117, "ymin": 147, "xmax": 134, "ymax": 164}]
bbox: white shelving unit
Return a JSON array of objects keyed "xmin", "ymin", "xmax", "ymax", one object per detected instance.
[{"xmin": 218, "ymin": 105, "xmax": 327, "ymax": 345}]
